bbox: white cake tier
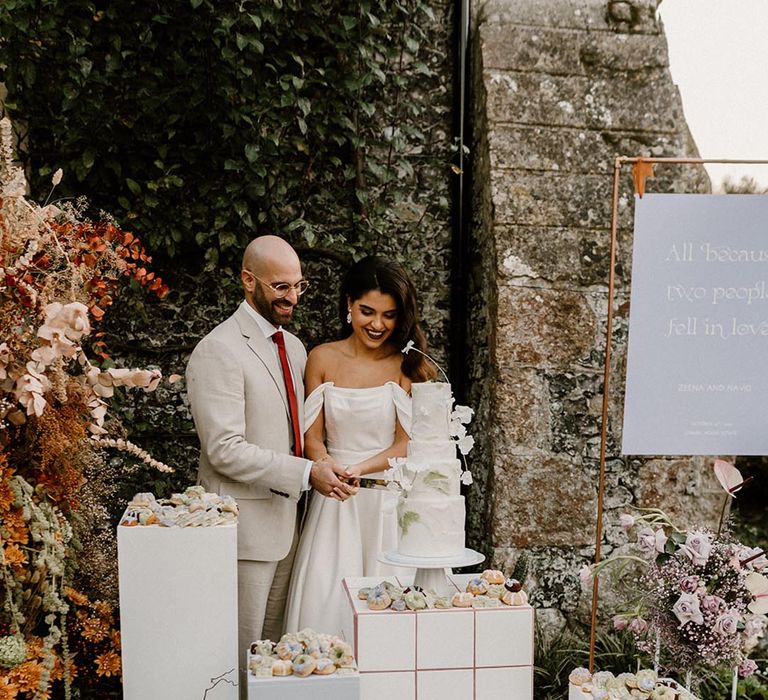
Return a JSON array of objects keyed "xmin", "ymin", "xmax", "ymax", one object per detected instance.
[
  {"xmin": 397, "ymin": 495, "xmax": 465, "ymax": 558},
  {"xmin": 405, "ymin": 460, "xmax": 461, "ymax": 497},
  {"xmin": 410, "ymin": 382, "xmax": 452, "ymax": 442},
  {"xmin": 406, "ymin": 440, "xmax": 457, "ymax": 462}
]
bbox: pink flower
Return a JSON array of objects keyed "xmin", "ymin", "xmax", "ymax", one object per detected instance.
[
  {"xmin": 701, "ymin": 594, "xmax": 725, "ymax": 613},
  {"xmin": 619, "ymin": 513, "xmax": 635, "ymax": 530},
  {"xmin": 612, "ymin": 615, "xmax": 628, "ymax": 631},
  {"xmin": 628, "ymin": 617, "xmax": 648, "ymax": 634},
  {"xmin": 679, "ymin": 531, "xmax": 712, "ymax": 567},
  {"xmin": 714, "ymin": 609, "xmax": 741, "ymax": 636},
  {"xmin": 679, "ymin": 575, "xmax": 700, "ymax": 594},
  {"xmin": 42, "ymin": 301, "xmax": 91, "ymax": 341},
  {"xmin": 637, "ymin": 527, "xmax": 667, "ymax": 557},
  {"xmin": 738, "ymin": 659, "xmax": 758, "ymax": 678},
  {"xmin": 672, "ymin": 593, "xmax": 704, "ymax": 627}
]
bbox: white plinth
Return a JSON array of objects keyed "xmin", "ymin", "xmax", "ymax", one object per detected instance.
[
  {"xmin": 342, "ymin": 573, "xmax": 534, "ymax": 700},
  {"xmin": 118, "ymin": 521, "xmax": 238, "ymax": 700},
  {"xmin": 246, "ymin": 654, "xmax": 360, "ymax": 700}
]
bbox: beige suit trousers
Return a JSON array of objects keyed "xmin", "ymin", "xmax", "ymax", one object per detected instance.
[{"xmin": 237, "ymin": 525, "xmax": 299, "ymax": 697}]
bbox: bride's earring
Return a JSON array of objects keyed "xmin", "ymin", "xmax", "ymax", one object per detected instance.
[{"xmin": 346, "ymin": 309, "xmax": 352, "ymax": 324}]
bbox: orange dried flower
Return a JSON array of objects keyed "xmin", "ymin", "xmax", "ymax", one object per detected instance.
[
  {"xmin": 0, "ymin": 509, "xmax": 27, "ymax": 545},
  {"xmin": 1, "ymin": 542, "xmax": 27, "ymax": 567},
  {"xmin": 0, "ymin": 675, "xmax": 19, "ymax": 700},
  {"xmin": 8, "ymin": 660, "xmax": 42, "ymax": 693},
  {"xmin": 77, "ymin": 612, "xmax": 109, "ymax": 644},
  {"xmin": 94, "ymin": 650, "xmax": 121, "ymax": 678},
  {"xmin": 64, "ymin": 587, "xmax": 89, "ymax": 606}
]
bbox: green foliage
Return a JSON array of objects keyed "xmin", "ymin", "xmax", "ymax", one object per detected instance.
[{"xmin": 0, "ymin": 0, "xmax": 448, "ymax": 273}]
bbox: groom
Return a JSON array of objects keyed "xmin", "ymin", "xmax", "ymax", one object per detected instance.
[{"xmin": 186, "ymin": 235, "xmax": 354, "ymax": 683}]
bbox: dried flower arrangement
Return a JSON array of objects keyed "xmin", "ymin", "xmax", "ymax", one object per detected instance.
[
  {"xmin": 0, "ymin": 116, "xmax": 174, "ymax": 696},
  {"xmin": 581, "ymin": 460, "xmax": 766, "ymax": 692}
]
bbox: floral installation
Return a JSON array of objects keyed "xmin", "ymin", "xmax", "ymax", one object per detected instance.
[
  {"xmin": 0, "ymin": 116, "xmax": 173, "ymax": 696},
  {"xmin": 248, "ymin": 628, "xmax": 356, "ymax": 678},
  {"xmin": 581, "ymin": 460, "xmax": 766, "ymax": 689}
]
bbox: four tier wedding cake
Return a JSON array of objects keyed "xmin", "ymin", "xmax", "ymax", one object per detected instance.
[{"xmin": 395, "ymin": 381, "xmax": 468, "ymax": 559}]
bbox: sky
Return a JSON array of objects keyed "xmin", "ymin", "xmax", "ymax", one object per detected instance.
[{"xmin": 657, "ymin": 0, "xmax": 768, "ymax": 191}]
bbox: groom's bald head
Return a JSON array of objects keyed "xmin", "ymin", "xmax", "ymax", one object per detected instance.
[
  {"xmin": 242, "ymin": 235, "xmax": 300, "ymax": 276},
  {"xmin": 241, "ymin": 235, "xmax": 304, "ymax": 326}
]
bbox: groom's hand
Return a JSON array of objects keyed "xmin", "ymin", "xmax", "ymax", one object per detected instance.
[{"xmin": 310, "ymin": 460, "xmax": 356, "ymax": 500}]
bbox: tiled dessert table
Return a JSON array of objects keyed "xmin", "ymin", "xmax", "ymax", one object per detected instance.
[
  {"xmin": 117, "ymin": 522, "xmax": 238, "ymax": 699},
  {"xmin": 341, "ymin": 573, "xmax": 534, "ymax": 700}
]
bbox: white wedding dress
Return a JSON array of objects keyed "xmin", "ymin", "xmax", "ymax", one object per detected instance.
[{"xmin": 283, "ymin": 381, "xmax": 411, "ymax": 637}]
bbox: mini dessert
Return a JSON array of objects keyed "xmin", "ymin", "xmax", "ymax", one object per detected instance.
[
  {"xmin": 292, "ymin": 654, "xmax": 317, "ymax": 677},
  {"xmin": 271, "ymin": 659, "xmax": 293, "ymax": 676},
  {"xmin": 357, "ymin": 587, "xmax": 371, "ymax": 600},
  {"xmin": 487, "ymin": 583, "xmax": 505, "ymax": 599},
  {"xmin": 504, "ymin": 577, "xmax": 522, "ymax": 592},
  {"xmin": 501, "ymin": 589, "xmax": 528, "ymax": 606},
  {"xmin": 390, "ymin": 598, "xmax": 407, "ymax": 612},
  {"xmin": 275, "ymin": 638, "xmax": 302, "ymax": 660},
  {"xmin": 366, "ymin": 586, "xmax": 392, "ymax": 610},
  {"xmin": 569, "ymin": 668, "xmax": 592, "ymax": 686},
  {"xmin": 466, "ymin": 576, "xmax": 489, "ymax": 596},
  {"xmin": 434, "ymin": 596, "xmax": 453, "ymax": 609},
  {"xmin": 481, "ymin": 569, "xmax": 505, "ymax": 585},
  {"xmin": 472, "ymin": 596, "xmax": 501, "ymax": 608},
  {"xmin": 452, "ymin": 591, "xmax": 474, "ymax": 607},
  {"xmin": 250, "ymin": 640, "xmax": 274, "ymax": 656},
  {"xmin": 404, "ymin": 590, "xmax": 427, "ymax": 610},
  {"xmin": 314, "ymin": 658, "xmax": 336, "ymax": 675}
]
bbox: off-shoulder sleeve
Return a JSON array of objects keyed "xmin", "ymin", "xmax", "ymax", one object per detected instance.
[
  {"xmin": 390, "ymin": 383, "xmax": 412, "ymax": 437},
  {"xmin": 303, "ymin": 382, "xmax": 332, "ymax": 430}
]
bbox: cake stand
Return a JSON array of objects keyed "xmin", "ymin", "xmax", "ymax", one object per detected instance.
[{"xmin": 377, "ymin": 548, "xmax": 485, "ymax": 596}]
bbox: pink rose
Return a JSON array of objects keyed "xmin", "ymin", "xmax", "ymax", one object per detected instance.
[
  {"xmin": 679, "ymin": 576, "xmax": 699, "ymax": 594},
  {"xmin": 701, "ymin": 595, "xmax": 725, "ymax": 614},
  {"xmin": 672, "ymin": 593, "xmax": 704, "ymax": 627},
  {"xmin": 713, "ymin": 609, "xmax": 740, "ymax": 636},
  {"xmin": 637, "ymin": 527, "xmax": 667, "ymax": 558},
  {"xmin": 679, "ymin": 531, "xmax": 712, "ymax": 567}
]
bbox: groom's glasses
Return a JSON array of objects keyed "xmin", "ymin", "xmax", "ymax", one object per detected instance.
[{"xmin": 246, "ymin": 271, "xmax": 310, "ymax": 298}]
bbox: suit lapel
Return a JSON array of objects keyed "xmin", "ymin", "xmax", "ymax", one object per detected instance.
[{"xmin": 235, "ymin": 305, "xmax": 290, "ymax": 415}]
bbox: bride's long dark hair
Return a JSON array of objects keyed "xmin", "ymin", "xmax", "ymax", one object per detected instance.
[{"xmin": 339, "ymin": 256, "xmax": 436, "ymax": 382}]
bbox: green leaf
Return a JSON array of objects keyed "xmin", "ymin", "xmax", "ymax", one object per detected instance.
[
  {"xmin": 244, "ymin": 144, "xmax": 259, "ymax": 162},
  {"xmin": 126, "ymin": 178, "xmax": 141, "ymax": 195},
  {"xmin": 399, "ymin": 511, "xmax": 420, "ymax": 537}
]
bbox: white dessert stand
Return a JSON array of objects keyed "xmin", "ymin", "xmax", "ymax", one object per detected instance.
[{"xmin": 377, "ymin": 548, "xmax": 485, "ymax": 596}]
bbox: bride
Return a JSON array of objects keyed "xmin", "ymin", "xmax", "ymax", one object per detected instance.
[{"xmin": 284, "ymin": 255, "xmax": 435, "ymax": 636}]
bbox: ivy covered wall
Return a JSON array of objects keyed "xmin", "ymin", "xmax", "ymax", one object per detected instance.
[{"xmin": 0, "ymin": 0, "xmax": 458, "ymax": 496}]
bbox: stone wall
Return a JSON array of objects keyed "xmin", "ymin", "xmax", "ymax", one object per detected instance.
[{"xmin": 466, "ymin": 0, "xmax": 720, "ymax": 627}]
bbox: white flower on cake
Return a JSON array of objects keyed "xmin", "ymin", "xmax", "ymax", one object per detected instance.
[{"xmin": 457, "ymin": 435, "xmax": 474, "ymax": 456}]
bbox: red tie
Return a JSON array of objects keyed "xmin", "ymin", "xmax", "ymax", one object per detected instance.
[{"xmin": 272, "ymin": 330, "xmax": 303, "ymax": 458}]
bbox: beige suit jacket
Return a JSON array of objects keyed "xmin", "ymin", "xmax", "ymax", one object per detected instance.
[{"xmin": 186, "ymin": 302, "xmax": 308, "ymax": 561}]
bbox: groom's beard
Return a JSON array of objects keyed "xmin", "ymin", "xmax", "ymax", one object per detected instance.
[{"xmin": 252, "ymin": 286, "xmax": 295, "ymax": 327}]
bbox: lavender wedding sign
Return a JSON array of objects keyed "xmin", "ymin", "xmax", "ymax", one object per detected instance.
[{"xmin": 622, "ymin": 193, "xmax": 768, "ymax": 455}]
